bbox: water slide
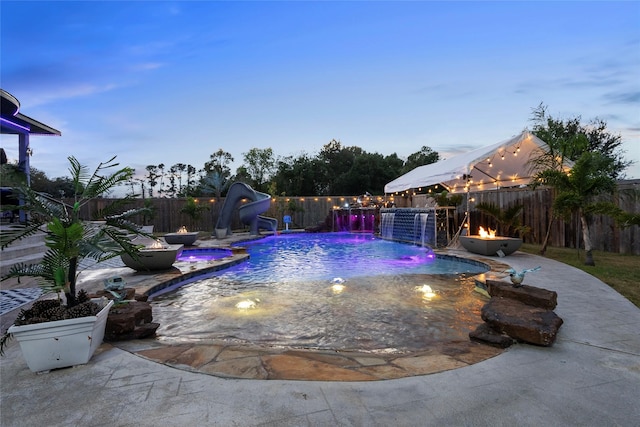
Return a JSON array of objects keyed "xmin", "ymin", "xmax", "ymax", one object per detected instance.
[{"xmin": 215, "ymin": 182, "xmax": 278, "ymax": 238}]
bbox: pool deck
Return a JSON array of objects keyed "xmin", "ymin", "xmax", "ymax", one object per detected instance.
[{"xmin": 1, "ymin": 233, "xmax": 639, "ymax": 426}]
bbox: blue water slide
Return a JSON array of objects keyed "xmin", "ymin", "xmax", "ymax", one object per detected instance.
[{"xmin": 215, "ymin": 182, "xmax": 278, "ymax": 238}]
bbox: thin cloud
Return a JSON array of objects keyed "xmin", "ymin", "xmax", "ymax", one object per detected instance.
[
  {"xmin": 129, "ymin": 62, "xmax": 166, "ymax": 72},
  {"xmin": 602, "ymin": 91, "xmax": 640, "ymax": 105},
  {"xmin": 18, "ymin": 83, "xmax": 122, "ymax": 108}
]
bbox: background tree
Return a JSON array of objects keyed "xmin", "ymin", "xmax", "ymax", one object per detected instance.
[
  {"xmin": 166, "ymin": 163, "xmax": 191, "ymax": 197},
  {"xmin": 316, "ymin": 140, "xmax": 363, "ymax": 195},
  {"xmin": 336, "ymin": 152, "xmax": 404, "ymax": 195},
  {"xmin": 241, "ymin": 148, "xmax": 276, "ymax": 193},
  {"xmin": 530, "ymin": 103, "xmax": 631, "ymax": 176},
  {"xmin": 185, "ymin": 164, "xmax": 197, "ymax": 196},
  {"xmin": 3, "ymin": 164, "xmax": 76, "ymax": 197},
  {"xmin": 233, "ymin": 165, "xmax": 252, "ymax": 185},
  {"xmin": 145, "ymin": 165, "xmax": 160, "ymax": 197},
  {"xmin": 203, "ymin": 149, "xmax": 234, "ymax": 182},
  {"xmin": 532, "ymin": 151, "xmax": 618, "ymax": 266},
  {"xmin": 271, "ymin": 154, "xmax": 322, "ymax": 196},
  {"xmin": 157, "ymin": 163, "xmax": 165, "ymax": 197},
  {"xmin": 530, "ymin": 104, "xmax": 634, "ymax": 259},
  {"xmin": 401, "ymin": 146, "xmax": 440, "ymax": 174}
]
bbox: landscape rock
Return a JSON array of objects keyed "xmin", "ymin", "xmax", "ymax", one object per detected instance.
[
  {"xmin": 93, "ymin": 287, "xmax": 136, "ymax": 301},
  {"xmin": 485, "ymin": 279, "xmax": 558, "ymax": 309},
  {"xmin": 481, "ymin": 297, "xmax": 563, "ymax": 346},
  {"xmin": 105, "ymin": 300, "xmax": 157, "ymax": 341},
  {"xmin": 469, "ymin": 323, "xmax": 514, "ymax": 348}
]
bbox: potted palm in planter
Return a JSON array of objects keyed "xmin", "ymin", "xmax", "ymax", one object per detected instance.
[{"xmin": 0, "ymin": 156, "xmax": 150, "ymax": 372}]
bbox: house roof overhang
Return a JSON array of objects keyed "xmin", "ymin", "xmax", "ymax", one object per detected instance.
[{"xmin": 1, "ymin": 89, "xmax": 61, "ymax": 136}]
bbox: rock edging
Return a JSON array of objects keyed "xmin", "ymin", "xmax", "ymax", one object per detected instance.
[{"xmin": 470, "ymin": 279, "xmax": 563, "ymax": 347}]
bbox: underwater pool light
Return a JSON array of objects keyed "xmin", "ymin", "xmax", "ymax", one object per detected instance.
[
  {"xmin": 331, "ymin": 277, "xmax": 346, "ymax": 293},
  {"xmin": 416, "ymin": 284, "xmax": 437, "ymax": 300},
  {"xmin": 236, "ymin": 299, "xmax": 258, "ymax": 310}
]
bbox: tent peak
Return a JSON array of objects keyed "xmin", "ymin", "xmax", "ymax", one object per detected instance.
[{"xmin": 384, "ymin": 131, "xmax": 557, "ymax": 194}]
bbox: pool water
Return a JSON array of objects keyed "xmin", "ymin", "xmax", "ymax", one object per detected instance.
[
  {"xmin": 176, "ymin": 248, "xmax": 233, "ymax": 262},
  {"xmin": 151, "ymin": 233, "xmax": 489, "ymax": 353}
]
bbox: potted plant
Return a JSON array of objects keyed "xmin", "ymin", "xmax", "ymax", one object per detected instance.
[{"xmin": 0, "ymin": 156, "xmax": 150, "ymax": 372}]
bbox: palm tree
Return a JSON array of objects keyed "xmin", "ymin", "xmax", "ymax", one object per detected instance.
[
  {"xmin": 0, "ymin": 156, "xmax": 150, "ymax": 306},
  {"xmin": 474, "ymin": 202, "xmax": 531, "ymax": 238},
  {"xmin": 532, "ymin": 151, "xmax": 617, "ymax": 266},
  {"xmin": 180, "ymin": 197, "xmax": 209, "ymax": 230}
]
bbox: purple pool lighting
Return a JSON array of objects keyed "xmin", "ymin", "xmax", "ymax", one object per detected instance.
[
  {"xmin": 177, "ymin": 248, "xmax": 233, "ymax": 262},
  {"xmin": 151, "ymin": 233, "xmax": 491, "ymax": 353}
]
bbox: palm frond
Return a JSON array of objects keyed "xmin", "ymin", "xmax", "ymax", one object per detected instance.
[
  {"xmin": 81, "ymin": 157, "xmax": 132, "ymax": 201},
  {"xmin": 68, "ymin": 156, "xmax": 89, "ymax": 197},
  {"xmin": 0, "ymin": 223, "xmax": 44, "ymax": 249}
]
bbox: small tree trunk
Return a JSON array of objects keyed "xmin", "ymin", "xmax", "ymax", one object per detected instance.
[
  {"xmin": 66, "ymin": 257, "xmax": 78, "ymax": 307},
  {"xmin": 540, "ymin": 216, "xmax": 554, "ymax": 256},
  {"xmin": 580, "ymin": 214, "xmax": 595, "ymax": 266}
]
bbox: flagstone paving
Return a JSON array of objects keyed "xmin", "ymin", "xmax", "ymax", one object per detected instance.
[{"xmin": 0, "ymin": 233, "xmax": 509, "ymax": 382}]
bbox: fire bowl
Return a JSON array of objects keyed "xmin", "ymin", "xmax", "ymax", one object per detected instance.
[
  {"xmin": 121, "ymin": 244, "xmax": 184, "ymax": 271},
  {"xmin": 459, "ymin": 236, "xmax": 522, "ymax": 256},
  {"xmin": 163, "ymin": 231, "xmax": 199, "ymax": 246}
]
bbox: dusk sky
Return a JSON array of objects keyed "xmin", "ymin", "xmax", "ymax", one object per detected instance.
[{"xmin": 1, "ymin": 1, "xmax": 639, "ymax": 190}]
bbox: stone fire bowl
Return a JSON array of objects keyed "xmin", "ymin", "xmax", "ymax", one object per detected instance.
[
  {"xmin": 460, "ymin": 236, "xmax": 522, "ymax": 256},
  {"xmin": 120, "ymin": 244, "xmax": 184, "ymax": 271},
  {"xmin": 163, "ymin": 231, "xmax": 199, "ymax": 246}
]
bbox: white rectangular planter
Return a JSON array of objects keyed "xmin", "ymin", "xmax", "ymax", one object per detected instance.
[{"xmin": 8, "ymin": 299, "xmax": 114, "ymax": 372}]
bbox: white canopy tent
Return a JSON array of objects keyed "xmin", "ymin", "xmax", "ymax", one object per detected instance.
[{"xmin": 384, "ymin": 131, "xmax": 565, "ymax": 194}]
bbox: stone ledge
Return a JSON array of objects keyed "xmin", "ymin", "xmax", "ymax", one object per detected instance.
[
  {"xmin": 481, "ymin": 297, "xmax": 563, "ymax": 346},
  {"xmin": 486, "ymin": 279, "xmax": 558, "ymax": 310}
]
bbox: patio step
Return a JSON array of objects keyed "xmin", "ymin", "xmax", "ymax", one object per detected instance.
[{"xmin": 0, "ymin": 232, "xmax": 47, "ymax": 277}]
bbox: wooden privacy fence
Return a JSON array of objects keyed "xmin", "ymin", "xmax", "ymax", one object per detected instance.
[
  {"xmin": 406, "ymin": 182, "xmax": 640, "ymax": 255},
  {"xmin": 72, "ymin": 182, "xmax": 640, "ymax": 254}
]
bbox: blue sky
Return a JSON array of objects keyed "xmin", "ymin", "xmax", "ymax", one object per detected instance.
[{"xmin": 1, "ymin": 1, "xmax": 639, "ymax": 189}]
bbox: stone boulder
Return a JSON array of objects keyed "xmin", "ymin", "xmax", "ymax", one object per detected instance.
[
  {"xmin": 104, "ymin": 301, "xmax": 159, "ymax": 341},
  {"xmin": 481, "ymin": 297, "xmax": 563, "ymax": 346},
  {"xmin": 485, "ymin": 279, "xmax": 558, "ymax": 309},
  {"xmin": 469, "ymin": 323, "xmax": 514, "ymax": 348}
]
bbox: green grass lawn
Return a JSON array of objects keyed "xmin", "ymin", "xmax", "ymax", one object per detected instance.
[{"xmin": 520, "ymin": 243, "xmax": 640, "ymax": 308}]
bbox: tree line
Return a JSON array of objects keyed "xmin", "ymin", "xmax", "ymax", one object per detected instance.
[{"xmin": 131, "ymin": 140, "xmax": 440, "ymax": 199}]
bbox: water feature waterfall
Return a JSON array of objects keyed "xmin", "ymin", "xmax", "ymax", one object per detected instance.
[
  {"xmin": 413, "ymin": 213, "xmax": 429, "ymax": 247},
  {"xmin": 380, "ymin": 208, "xmax": 438, "ymax": 247},
  {"xmin": 380, "ymin": 212, "xmax": 395, "ymax": 239}
]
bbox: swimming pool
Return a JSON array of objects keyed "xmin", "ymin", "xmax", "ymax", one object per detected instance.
[
  {"xmin": 176, "ymin": 248, "xmax": 233, "ymax": 262},
  {"xmin": 151, "ymin": 233, "xmax": 489, "ymax": 353}
]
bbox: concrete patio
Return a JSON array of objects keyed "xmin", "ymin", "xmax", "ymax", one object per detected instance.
[{"xmin": 1, "ymin": 237, "xmax": 639, "ymax": 426}]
